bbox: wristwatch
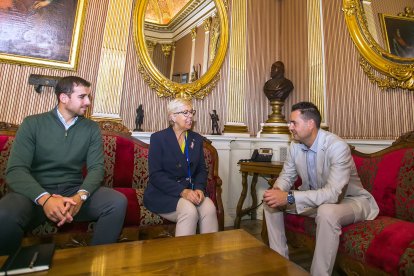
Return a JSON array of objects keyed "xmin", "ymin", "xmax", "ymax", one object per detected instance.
[
  {"xmin": 77, "ymin": 191, "xmax": 89, "ymax": 202},
  {"xmin": 287, "ymin": 191, "xmax": 295, "ymax": 205}
]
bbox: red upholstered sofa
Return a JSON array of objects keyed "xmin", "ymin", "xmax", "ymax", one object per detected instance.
[
  {"xmin": 262, "ymin": 131, "xmax": 414, "ymax": 275},
  {"xmin": 0, "ymin": 121, "xmax": 224, "ymax": 248}
]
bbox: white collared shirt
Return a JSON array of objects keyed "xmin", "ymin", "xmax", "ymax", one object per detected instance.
[{"xmin": 56, "ymin": 108, "xmax": 78, "ymax": 130}]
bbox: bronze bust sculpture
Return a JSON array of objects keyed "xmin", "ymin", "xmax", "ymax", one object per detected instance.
[
  {"xmin": 263, "ymin": 61, "xmax": 294, "ymax": 124},
  {"xmin": 263, "ymin": 61, "xmax": 294, "ymax": 103}
]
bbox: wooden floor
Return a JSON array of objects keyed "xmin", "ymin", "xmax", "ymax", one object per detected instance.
[{"xmin": 227, "ymin": 219, "xmax": 313, "ymax": 273}]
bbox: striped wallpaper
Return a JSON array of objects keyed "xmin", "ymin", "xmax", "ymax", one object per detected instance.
[{"xmin": 0, "ymin": 0, "xmax": 413, "ymax": 139}]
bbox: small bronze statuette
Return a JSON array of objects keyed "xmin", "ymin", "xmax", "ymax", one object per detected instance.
[
  {"xmin": 134, "ymin": 104, "xmax": 144, "ymax": 131},
  {"xmin": 210, "ymin": 110, "xmax": 221, "ymax": 135}
]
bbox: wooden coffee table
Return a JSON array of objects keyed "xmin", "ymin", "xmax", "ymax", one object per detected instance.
[{"xmin": 0, "ymin": 229, "xmax": 309, "ymax": 275}]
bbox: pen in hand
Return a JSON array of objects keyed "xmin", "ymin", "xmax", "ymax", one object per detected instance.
[{"xmin": 29, "ymin": 251, "xmax": 39, "ymax": 269}]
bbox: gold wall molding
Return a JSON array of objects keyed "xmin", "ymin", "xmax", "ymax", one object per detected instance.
[
  {"xmin": 91, "ymin": 0, "xmax": 134, "ymax": 121},
  {"xmin": 146, "ymin": 41, "xmax": 157, "ymax": 59},
  {"xmin": 204, "ymin": 17, "xmax": 212, "ymax": 31},
  {"xmin": 161, "ymin": 44, "xmax": 173, "ymax": 58},
  {"xmin": 209, "ymin": 15, "xmax": 220, "ymax": 66}
]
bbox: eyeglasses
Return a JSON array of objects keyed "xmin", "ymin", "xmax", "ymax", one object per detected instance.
[{"xmin": 174, "ymin": 110, "xmax": 196, "ymax": 117}]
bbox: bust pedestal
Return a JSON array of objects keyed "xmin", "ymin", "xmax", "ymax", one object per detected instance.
[{"xmin": 259, "ymin": 100, "xmax": 290, "ymax": 136}]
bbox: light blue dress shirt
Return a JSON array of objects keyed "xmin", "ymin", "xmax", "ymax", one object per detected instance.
[{"xmin": 300, "ymin": 130, "xmax": 321, "ymax": 190}]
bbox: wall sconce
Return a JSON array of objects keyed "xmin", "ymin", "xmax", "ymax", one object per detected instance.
[{"xmin": 28, "ymin": 74, "xmax": 61, "ymax": 93}]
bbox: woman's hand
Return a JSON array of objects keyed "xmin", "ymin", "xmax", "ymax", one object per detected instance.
[
  {"xmin": 195, "ymin": 189, "xmax": 205, "ymax": 204},
  {"xmin": 181, "ymin": 189, "xmax": 204, "ymax": 205}
]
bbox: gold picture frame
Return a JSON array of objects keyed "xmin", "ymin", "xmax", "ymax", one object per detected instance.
[
  {"xmin": 379, "ymin": 13, "xmax": 414, "ymax": 58},
  {"xmin": 343, "ymin": 0, "xmax": 414, "ymax": 90},
  {"xmin": 133, "ymin": 0, "xmax": 229, "ymax": 99},
  {"xmin": 0, "ymin": 0, "xmax": 87, "ymax": 70}
]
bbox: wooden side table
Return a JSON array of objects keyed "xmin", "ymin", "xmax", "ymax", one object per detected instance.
[{"xmin": 234, "ymin": 161, "xmax": 284, "ymax": 228}]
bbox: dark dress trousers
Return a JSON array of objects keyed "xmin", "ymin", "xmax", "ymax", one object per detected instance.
[{"xmin": 144, "ymin": 127, "xmax": 208, "ymax": 214}]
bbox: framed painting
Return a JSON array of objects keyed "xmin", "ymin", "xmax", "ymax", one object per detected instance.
[
  {"xmin": 379, "ymin": 13, "xmax": 414, "ymax": 58},
  {"xmin": 0, "ymin": 0, "xmax": 87, "ymax": 70}
]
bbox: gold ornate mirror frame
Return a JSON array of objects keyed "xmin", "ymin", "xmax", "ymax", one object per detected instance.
[
  {"xmin": 133, "ymin": 0, "xmax": 229, "ymax": 99},
  {"xmin": 343, "ymin": 0, "xmax": 414, "ymax": 90}
]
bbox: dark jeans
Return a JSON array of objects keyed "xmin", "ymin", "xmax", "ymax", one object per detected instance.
[{"xmin": 0, "ymin": 187, "xmax": 127, "ymax": 256}]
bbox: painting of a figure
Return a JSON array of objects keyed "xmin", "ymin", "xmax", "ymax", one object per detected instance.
[
  {"xmin": 0, "ymin": 0, "xmax": 85, "ymax": 69},
  {"xmin": 380, "ymin": 13, "xmax": 414, "ymax": 58}
]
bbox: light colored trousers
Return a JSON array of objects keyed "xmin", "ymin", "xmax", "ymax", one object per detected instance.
[
  {"xmin": 160, "ymin": 197, "xmax": 218, "ymax": 236},
  {"xmin": 264, "ymin": 198, "xmax": 370, "ymax": 276}
]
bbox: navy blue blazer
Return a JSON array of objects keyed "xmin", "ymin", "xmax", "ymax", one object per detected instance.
[{"xmin": 143, "ymin": 127, "xmax": 208, "ymax": 214}]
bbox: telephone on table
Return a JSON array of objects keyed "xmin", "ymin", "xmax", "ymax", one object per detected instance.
[{"xmin": 239, "ymin": 148, "xmax": 273, "ymax": 163}]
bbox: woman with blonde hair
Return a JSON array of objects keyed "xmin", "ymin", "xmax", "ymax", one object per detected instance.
[{"xmin": 144, "ymin": 98, "xmax": 218, "ymax": 236}]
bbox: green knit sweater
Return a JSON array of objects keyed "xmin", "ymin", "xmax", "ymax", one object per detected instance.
[{"xmin": 6, "ymin": 109, "xmax": 104, "ymax": 201}]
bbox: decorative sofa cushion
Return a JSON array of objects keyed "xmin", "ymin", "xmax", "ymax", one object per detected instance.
[
  {"xmin": 135, "ymin": 188, "xmax": 169, "ymax": 226},
  {"xmin": 114, "ymin": 187, "xmax": 140, "ymax": 226},
  {"xmin": 101, "ymin": 134, "xmax": 149, "ymax": 189},
  {"xmin": 340, "ymin": 216, "xmax": 414, "ymax": 275},
  {"xmin": 0, "ymin": 135, "xmax": 14, "ymax": 197},
  {"xmin": 285, "ymin": 214, "xmax": 414, "ymax": 274},
  {"xmin": 353, "ymin": 148, "xmax": 414, "ymax": 222}
]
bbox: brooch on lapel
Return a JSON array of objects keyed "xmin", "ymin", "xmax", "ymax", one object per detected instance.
[{"xmin": 191, "ymin": 139, "xmax": 195, "ymax": 149}]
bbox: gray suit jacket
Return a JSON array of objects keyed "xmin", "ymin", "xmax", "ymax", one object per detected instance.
[{"xmin": 275, "ymin": 129, "xmax": 379, "ymax": 219}]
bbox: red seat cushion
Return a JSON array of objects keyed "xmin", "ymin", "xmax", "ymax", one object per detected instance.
[
  {"xmin": 352, "ymin": 149, "xmax": 414, "ymax": 221},
  {"xmin": 340, "ymin": 216, "xmax": 414, "ymax": 275},
  {"xmin": 114, "ymin": 188, "xmax": 140, "ymax": 226},
  {"xmin": 0, "ymin": 135, "xmax": 14, "ymax": 197},
  {"xmin": 285, "ymin": 214, "xmax": 414, "ymax": 274}
]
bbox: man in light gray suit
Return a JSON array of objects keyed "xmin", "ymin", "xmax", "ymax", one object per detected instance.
[{"xmin": 263, "ymin": 102, "xmax": 379, "ymax": 276}]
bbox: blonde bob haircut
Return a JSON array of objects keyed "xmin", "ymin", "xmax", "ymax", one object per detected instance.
[{"xmin": 167, "ymin": 98, "xmax": 193, "ymax": 125}]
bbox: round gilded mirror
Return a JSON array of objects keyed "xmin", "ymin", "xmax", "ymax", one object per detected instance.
[
  {"xmin": 133, "ymin": 0, "xmax": 229, "ymax": 99},
  {"xmin": 343, "ymin": 0, "xmax": 414, "ymax": 90}
]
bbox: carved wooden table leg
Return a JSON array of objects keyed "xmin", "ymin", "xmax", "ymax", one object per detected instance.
[
  {"xmin": 250, "ymin": 173, "xmax": 259, "ymax": 220},
  {"xmin": 234, "ymin": 172, "xmax": 260, "ymax": 228},
  {"xmin": 234, "ymin": 171, "xmax": 248, "ymax": 228},
  {"xmin": 235, "ymin": 161, "xmax": 284, "ymax": 229}
]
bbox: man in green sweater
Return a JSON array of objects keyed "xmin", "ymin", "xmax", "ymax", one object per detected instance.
[{"xmin": 0, "ymin": 76, "xmax": 127, "ymax": 255}]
